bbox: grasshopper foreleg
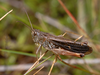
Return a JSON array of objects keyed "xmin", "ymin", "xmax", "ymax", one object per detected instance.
[{"xmin": 36, "ymin": 44, "xmax": 42, "ymax": 59}]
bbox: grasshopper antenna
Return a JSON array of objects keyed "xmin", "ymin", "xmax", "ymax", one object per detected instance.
[
  {"xmin": 18, "ymin": 20, "xmax": 32, "ymax": 31},
  {"xmin": 24, "ymin": 8, "xmax": 34, "ymax": 31}
]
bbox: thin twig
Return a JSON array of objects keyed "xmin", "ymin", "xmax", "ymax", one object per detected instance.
[
  {"xmin": 48, "ymin": 56, "xmax": 57, "ymax": 75},
  {"xmin": 33, "ymin": 66, "xmax": 44, "ymax": 75},
  {"xmin": 0, "ymin": 9, "xmax": 13, "ymax": 21}
]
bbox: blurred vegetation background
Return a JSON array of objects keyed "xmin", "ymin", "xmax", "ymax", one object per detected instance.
[{"xmin": 0, "ymin": 0, "xmax": 100, "ymax": 75}]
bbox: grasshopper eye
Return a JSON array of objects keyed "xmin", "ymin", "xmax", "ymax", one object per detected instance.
[
  {"xmin": 33, "ymin": 31, "xmax": 37, "ymax": 36},
  {"xmin": 80, "ymin": 54, "xmax": 85, "ymax": 57}
]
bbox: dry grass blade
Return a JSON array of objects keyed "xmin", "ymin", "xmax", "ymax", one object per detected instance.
[
  {"xmin": 33, "ymin": 66, "xmax": 44, "ymax": 75},
  {"xmin": 0, "ymin": 9, "xmax": 13, "ymax": 21},
  {"xmin": 48, "ymin": 56, "xmax": 57, "ymax": 75},
  {"xmin": 24, "ymin": 50, "xmax": 48, "ymax": 75},
  {"xmin": 58, "ymin": 0, "xmax": 86, "ymax": 36}
]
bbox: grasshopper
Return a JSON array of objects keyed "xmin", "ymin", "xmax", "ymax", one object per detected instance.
[
  {"xmin": 31, "ymin": 28, "xmax": 92, "ymax": 58},
  {"xmin": 24, "ymin": 0, "xmax": 93, "ymax": 74},
  {"xmin": 24, "ymin": 9, "xmax": 93, "ymax": 75}
]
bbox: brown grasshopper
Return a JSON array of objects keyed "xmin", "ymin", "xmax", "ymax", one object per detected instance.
[
  {"xmin": 23, "ymin": 0, "xmax": 93, "ymax": 74},
  {"xmin": 22, "ymin": 2, "xmax": 92, "ymax": 58},
  {"xmin": 24, "ymin": 13, "xmax": 92, "ymax": 75},
  {"xmin": 31, "ymin": 28, "xmax": 92, "ymax": 58}
]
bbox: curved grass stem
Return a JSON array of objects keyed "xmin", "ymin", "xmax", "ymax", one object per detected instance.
[{"xmin": 57, "ymin": 55, "xmax": 98, "ymax": 74}]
